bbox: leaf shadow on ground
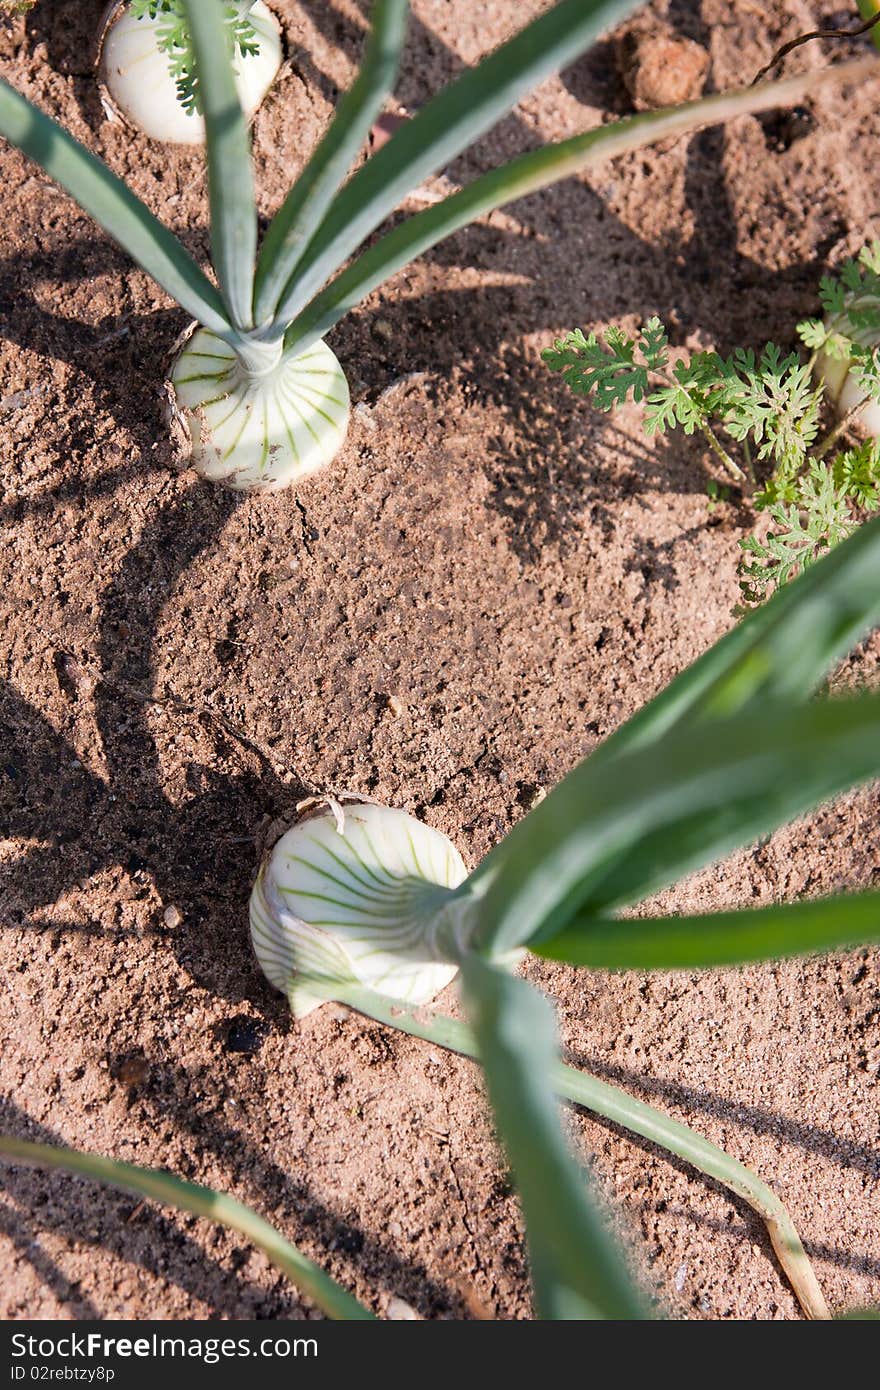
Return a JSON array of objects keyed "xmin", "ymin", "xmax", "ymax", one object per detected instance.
[
  {"xmin": 569, "ymin": 1052, "xmax": 880, "ymax": 1280},
  {"xmin": 291, "ymin": 0, "xmax": 850, "ymax": 563},
  {"xmin": 0, "ymin": 232, "xmax": 199, "ymax": 480},
  {"xmin": 18, "ymin": 0, "xmax": 111, "ymax": 133},
  {"xmin": 0, "ymin": 484, "xmax": 310, "ymax": 1013},
  {"xmin": 0, "ymin": 1100, "xmax": 288, "ymax": 1319},
  {"xmin": 0, "ymin": 1092, "xmax": 470, "ymax": 1319}
]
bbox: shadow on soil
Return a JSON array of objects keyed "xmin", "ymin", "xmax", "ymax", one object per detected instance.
[
  {"xmin": 0, "ymin": 482, "xmax": 306, "ymax": 1012},
  {"xmin": 0, "ymin": 1093, "xmax": 469, "ymax": 1319},
  {"xmin": 568, "ymin": 1052, "xmax": 880, "ymax": 1280}
]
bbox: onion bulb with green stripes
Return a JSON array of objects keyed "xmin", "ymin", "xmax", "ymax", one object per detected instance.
[
  {"xmin": 99, "ymin": 1, "xmax": 282, "ymax": 146},
  {"xmin": 250, "ymin": 802, "xmax": 471, "ymax": 1017},
  {"xmin": 170, "ymin": 328, "xmax": 350, "ymax": 491}
]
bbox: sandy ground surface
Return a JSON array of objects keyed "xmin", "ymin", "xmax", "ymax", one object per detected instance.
[{"xmin": 1, "ymin": 0, "xmax": 879, "ymax": 1320}]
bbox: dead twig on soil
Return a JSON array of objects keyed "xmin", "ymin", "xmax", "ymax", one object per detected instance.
[{"xmin": 752, "ymin": 11, "xmax": 880, "ymax": 86}]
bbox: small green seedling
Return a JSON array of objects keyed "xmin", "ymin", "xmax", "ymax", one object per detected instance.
[
  {"xmin": 706, "ymin": 479, "xmax": 730, "ymax": 510},
  {"xmin": 545, "ymin": 245, "xmax": 880, "ymax": 605},
  {"xmin": 99, "ymin": 2, "xmax": 282, "ymax": 145},
  {"xmin": 0, "ymin": 0, "xmax": 867, "ymax": 490},
  {"xmin": 249, "ymin": 514, "xmax": 880, "ymax": 1320}
]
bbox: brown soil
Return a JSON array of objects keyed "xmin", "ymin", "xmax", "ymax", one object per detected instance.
[{"xmin": 2, "ymin": 0, "xmax": 880, "ymax": 1322}]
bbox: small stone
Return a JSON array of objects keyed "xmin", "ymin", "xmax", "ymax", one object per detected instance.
[
  {"xmin": 386, "ymin": 693, "xmax": 404, "ymax": 717},
  {"xmin": 162, "ymin": 904, "xmax": 183, "ymax": 929},
  {"xmin": 113, "ymin": 1055, "xmax": 149, "ymax": 1089},
  {"xmin": 373, "ymin": 318, "xmax": 394, "ymax": 342},
  {"xmin": 387, "ymin": 1296, "xmax": 420, "ymax": 1320},
  {"xmin": 616, "ymin": 25, "xmax": 709, "ymax": 111}
]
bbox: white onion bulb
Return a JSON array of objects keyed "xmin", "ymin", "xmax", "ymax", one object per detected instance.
[
  {"xmin": 101, "ymin": 1, "xmax": 282, "ymax": 145},
  {"xmin": 816, "ymin": 312, "xmax": 880, "ymax": 438},
  {"xmin": 170, "ymin": 327, "xmax": 350, "ymax": 492},
  {"xmin": 250, "ymin": 803, "xmax": 468, "ymax": 1018}
]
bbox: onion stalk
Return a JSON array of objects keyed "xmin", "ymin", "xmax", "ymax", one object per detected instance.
[
  {"xmin": 98, "ymin": 1, "xmax": 282, "ymax": 146},
  {"xmin": 2, "ymin": 2, "xmax": 870, "ymax": 491}
]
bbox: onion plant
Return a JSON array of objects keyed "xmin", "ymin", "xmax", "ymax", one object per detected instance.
[
  {"xmin": 250, "ymin": 513, "xmax": 880, "ymax": 1320},
  {"xmin": 98, "ymin": 2, "xmax": 283, "ymax": 146},
  {"xmin": 0, "ymin": 1, "xmax": 870, "ymax": 489},
  {"xmin": 6, "ymin": 521, "xmax": 880, "ymax": 1319}
]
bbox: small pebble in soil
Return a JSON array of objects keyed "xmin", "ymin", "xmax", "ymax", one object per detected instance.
[
  {"xmin": 224, "ymin": 1015, "xmax": 268, "ymax": 1055},
  {"xmin": 616, "ymin": 24, "xmax": 710, "ymax": 111},
  {"xmin": 112, "ymin": 1055, "xmax": 150, "ymax": 1089},
  {"xmin": 387, "ymin": 1296, "xmax": 420, "ymax": 1320},
  {"xmin": 162, "ymin": 904, "xmax": 183, "ymax": 929}
]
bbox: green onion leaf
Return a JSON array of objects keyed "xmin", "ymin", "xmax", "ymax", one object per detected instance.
[
  {"xmin": 548, "ymin": 1056, "xmax": 829, "ymax": 1317},
  {"xmin": 332, "ymin": 983, "xmax": 829, "ymax": 1318},
  {"xmin": 0, "ymin": 77, "xmax": 231, "ymax": 335},
  {"xmin": 254, "ymin": 0, "xmax": 409, "ymax": 327},
  {"xmin": 533, "ymin": 890, "xmax": 880, "ymax": 971},
  {"xmin": 460, "ymin": 955, "xmax": 647, "ymax": 1320},
  {"xmin": 181, "ymin": 0, "xmax": 257, "ymax": 330},
  {"xmin": 0, "ymin": 1133, "xmax": 374, "ymax": 1320}
]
